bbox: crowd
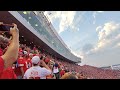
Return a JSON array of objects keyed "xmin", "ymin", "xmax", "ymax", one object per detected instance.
[{"xmin": 0, "ymin": 22, "xmax": 120, "ymax": 79}]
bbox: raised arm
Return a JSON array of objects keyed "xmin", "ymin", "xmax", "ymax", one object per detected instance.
[{"xmin": 1, "ymin": 23, "xmax": 19, "ymax": 68}]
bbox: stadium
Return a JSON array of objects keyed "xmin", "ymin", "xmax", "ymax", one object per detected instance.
[{"xmin": 0, "ymin": 11, "xmax": 120, "ymax": 79}]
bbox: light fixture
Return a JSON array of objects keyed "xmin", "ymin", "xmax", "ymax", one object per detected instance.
[
  {"xmin": 23, "ymin": 11, "xmax": 27, "ymax": 15},
  {"xmin": 32, "ymin": 42, "xmax": 33, "ymax": 43},
  {"xmin": 28, "ymin": 17, "xmax": 31, "ymax": 19},
  {"xmin": 22, "ymin": 36, "xmax": 24, "ymax": 37},
  {"xmin": 35, "ymin": 24, "xmax": 38, "ymax": 26}
]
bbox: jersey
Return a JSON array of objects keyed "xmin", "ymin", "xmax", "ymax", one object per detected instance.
[
  {"xmin": 14, "ymin": 57, "xmax": 29, "ymax": 76},
  {"xmin": 23, "ymin": 66, "xmax": 51, "ymax": 79},
  {"xmin": 19, "ymin": 58, "xmax": 29, "ymax": 73}
]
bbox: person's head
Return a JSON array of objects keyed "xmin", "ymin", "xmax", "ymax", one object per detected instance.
[
  {"xmin": 61, "ymin": 72, "xmax": 78, "ymax": 79},
  {"xmin": 0, "ymin": 35, "xmax": 9, "ymax": 50},
  {"xmin": 32, "ymin": 56, "xmax": 40, "ymax": 66},
  {"xmin": 22, "ymin": 50, "xmax": 28, "ymax": 58},
  {"xmin": 18, "ymin": 51, "xmax": 23, "ymax": 58},
  {"xmin": 29, "ymin": 53, "xmax": 33, "ymax": 59},
  {"xmin": 1, "ymin": 23, "xmax": 19, "ymax": 68},
  {"xmin": 26, "ymin": 46, "xmax": 30, "ymax": 52},
  {"xmin": 76, "ymin": 73, "xmax": 82, "ymax": 79}
]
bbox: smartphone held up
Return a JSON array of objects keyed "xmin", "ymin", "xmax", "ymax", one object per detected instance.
[
  {"xmin": 0, "ymin": 23, "xmax": 14, "ymax": 38},
  {"xmin": 0, "ymin": 24, "xmax": 14, "ymax": 32}
]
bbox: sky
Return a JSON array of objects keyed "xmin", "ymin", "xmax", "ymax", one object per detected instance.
[{"xmin": 44, "ymin": 11, "xmax": 120, "ymax": 67}]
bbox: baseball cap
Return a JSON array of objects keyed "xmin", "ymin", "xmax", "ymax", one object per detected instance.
[
  {"xmin": 32, "ymin": 56, "xmax": 40, "ymax": 64},
  {"xmin": 23, "ymin": 51, "xmax": 28, "ymax": 55}
]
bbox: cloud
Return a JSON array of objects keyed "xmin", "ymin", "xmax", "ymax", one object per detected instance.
[
  {"xmin": 82, "ymin": 43, "xmax": 94, "ymax": 53},
  {"xmin": 70, "ymin": 50, "xmax": 83, "ymax": 58},
  {"xmin": 91, "ymin": 21, "xmax": 120, "ymax": 66},
  {"xmin": 44, "ymin": 11, "xmax": 76, "ymax": 34},
  {"xmin": 44, "ymin": 11, "xmax": 87, "ymax": 34},
  {"xmin": 93, "ymin": 11, "xmax": 104, "ymax": 24},
  {"xmin": 117, "ymin": 43, "xmax": 120, "ymax": 47},
  {"xmin": 96, "ymin": 21, "xmax": 120, "ymax": 49},
  {"xmin": 59, "ymin": 11, "xmax": 77, "ymax": 34},
  {"xmin": 44, "ymin": 11, "xmax": 62, "ymax": 23},
  {"xmin": 96, "ymin": 26, "xmax": 102, "ymax": 32},
  {"xmin": 76, "ymin": 21, "xmax": 120, "ymax": 67},
  {"xmin": 70, "ymin": 12, "xmax": 86, "ymax": 32},
  {"xmin": 44, "ymin": 12, "xmax": 120, "ymax": 67}
]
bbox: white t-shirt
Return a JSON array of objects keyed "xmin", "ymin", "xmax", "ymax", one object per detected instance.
[
  {"xmin": 23, "ymin": 66, "xmax": 51, "ymax": 79},
  {"xmin": 53, "ymin": 66, "xmax": 59, "ymax": 74}
]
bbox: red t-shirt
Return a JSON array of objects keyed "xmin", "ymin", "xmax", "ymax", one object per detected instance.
[
  {"xmin": 0, "ymin": 57, "xmax": 17, "ymax": 79},
  {"xmin": 0, "ymin": 57, "xmax": 4, "ymax": 74},
  {"xmin": 60, "ymin": 70, "xmax": 65, "ymax": 77},
  {"xmin": 14, "ymin": 57, "xmax": 23, "ymax": 76},
  {"xmin": 19, "ymin": 58, "xmax": 28, "ymax": 73},
  {"xmin": 0, "ymin": 48, "xmax": 3, "ymax": 56},
  {"xmin": 15, "ymin": 57, "xmax": 29, "ymax": 76}
]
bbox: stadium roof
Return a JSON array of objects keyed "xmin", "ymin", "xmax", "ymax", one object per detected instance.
[{"xmin": 0, "ymin": 11, "xmax": 81, "ymax": 63}]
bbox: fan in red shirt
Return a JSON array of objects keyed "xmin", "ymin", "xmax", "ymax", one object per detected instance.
[
  {"xmin": 14, "ymin": 51, "xmax": 29, "ymax": 79},
  {"xmin": 0, "ymin": 23, "xmax": 19, "ymax": 79},
  {"xmin": 14, "ymin": 56, "xmax": 24, "ymax": 79},
  {"xmin": 60, "ymin": 69, "xmax": 65, "ymax": 77},
  {"xmin": 0, "ymin": 48, "xmax": 3, "ymax": 56},
  {"xmin": 19, "ymin": 57, "xmax": 28, "ymax": 76},
  {"xmin": 0, "ymin": 57, "xmax": 17, "ymax": 79}
]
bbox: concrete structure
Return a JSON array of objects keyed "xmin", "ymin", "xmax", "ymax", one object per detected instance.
[{"xmin": 0, "ymin": 11, "xmax": 81, "ymax": 63}]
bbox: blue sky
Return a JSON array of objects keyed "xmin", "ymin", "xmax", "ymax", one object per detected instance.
[{"xmin": 44, "ymin": 11, "xmax": 120, "ymax": 67}]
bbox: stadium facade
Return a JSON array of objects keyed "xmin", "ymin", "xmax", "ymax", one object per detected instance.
[
  {"xmin": 0, "ymin": 11, "xmax": 81, "ymax": 63},
  {"xmin": 100, "ymin": 64, "xmax": 120, "ymax": 70}
]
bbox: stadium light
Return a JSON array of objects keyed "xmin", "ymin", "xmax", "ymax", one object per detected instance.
[
  {"xmin": 23, "ymin": 11, "xmax": 27, "ymax": 15},
  {"xmin": 52, "ymin": 41, "xmax": 54, "ymax": 44},
  {"xmin": 35, "ymin": 24, "xmax": 38, "ymax": 26},
  {"xmin": 28, "ymin": 17, "xmax": 31, "ymax": 19}
]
